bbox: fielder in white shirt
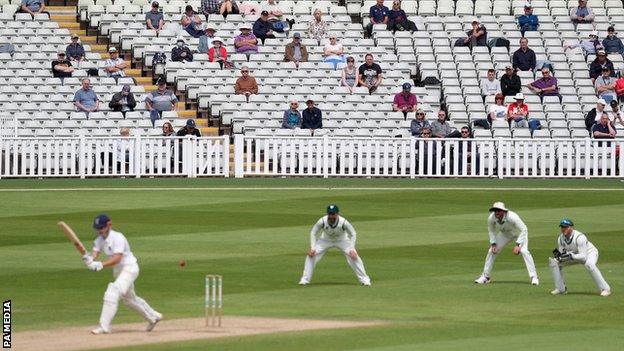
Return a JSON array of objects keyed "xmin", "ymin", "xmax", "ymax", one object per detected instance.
[
  {"xmin": 549, "ymin": 219, "xmax": 611, "ymax": 297},
  {"xmin": 83, "ymin": 214, "xmax": 162, "ymax": 334},
  {"xmin": 299, "ymin": 205, "xmax": 371, "ymax": 286},
  {"xmin": 475, "ymin": 202, "xmax": 539, "ymax": 285}
]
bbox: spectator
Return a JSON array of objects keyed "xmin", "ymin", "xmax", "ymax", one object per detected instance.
[
  {"xmin": 308, "ymin": 9, "xmax": 328, "ymax": 44},
  {"xmin": 209, "ymin": 37, "xmax": 231, "ymax": 68},
  {"xmin": 146, "ymin": 80, "xmax": 178, "ymax": 125},
  {"xmin": 234, "ymin": 66, "xmax": 258, "ymax": 100},
  {"xmin": 238, "ymin": 1, "xmax": 259, "ymax": 15},
  {"xmin": 219, "ymin": 0, "xmax": 239, "ymax": 19},
  {"xmin": 281, "ymin": 99, "xmax": 302, "ymax": 129},
  {"xmin": 527, "ymin": 67, "xmax": 560, "ymax": 101},
  {"xmin": 73, "ymin": 78, "xmax": 99, "ymax": 114},
  {"xmin": 570, "ymin": 0, "xmax": 594, "ymax": 24},
  {"xmin": 410, "ymin": 109, "xmax": 431, "ymax": 137},
  {"xmin": 591, "ymin": 112, "xmax": 616, "ymax": 139},
  {"xmin": 488, "ymin": 93, "xmax": 507, "ymax": 123},
  {"xmin": 201, "ymin": 0, "xmax": 220, "ymax": 16},
  {"xmin": 595, "ymin": 67, "xmax": 617, "ymax": 104},
  {"xmin": 340, "ymin": 56, "xmax": 359, "ymax": 93},
  {"xmin": 507, "ymin": 93, "xmax": 529, "ymax": 128},
  {"xmin": 51, "ymin": 51, "xmax": 74, "ymax": 80},
  {"xmin": 358, "ymin": 53, "xmax": 383, "ymax": 94},
  {"xmin": 584, "ymin": 98, "xmax": 607, "ymax": 130},
  {"xmin": 589, "ymin": 50, "xmax": 615, "ymax": 82},
  {"xmin": 262, "ymin": 0, "xmax": 293, "ymax": 31},
  {"xmin": 457, "ymin": 126, "xmax": 475, "ymax": 173},
  {"xmin": 602, "ymin": 26, "xmax": 624, "ymax": 55},
  {"xmin": 161, "ymin": 121, "xmax": 175, "ymax": 136},
  {"xmin": 198, "ymin": 24, "xmax": 216, "ymax": 54},
  {"xmin": 284, "ymin": 32, "xmax": 308, "ymax": 68},
  {"xmin": 301, "ymin": 99, "xmax": 322, "ymax": 131},
  {"xmin": 323, "ymin": 34, "xmax": 345, "ymax": 69},
  {"xmin": 104, "ymin": 47, "xmax": 126, "ymax": 78},
  {"xmin": 500, "ymin": 65, "xmax": 521, "ymax": 97},
  {"xmin": 253, "ymin": 11, "xmax": 276, "ymax": 44},
  {"xmin": 457, "ymin": 18, "xmax": 487, "ymax": 49},
  {"xmin": 387, "ymin": 1, "xmax": 417, "ymax": 33},
  {"xmin": 146, "ymin": 1, "xmax": 164, "ymax": 34},
  {"xmin": 20, "ymin": 0, "xmax": 47, "ymax": 17},
  {"xmin": 108, "ymin": 85, "xmax": 136, "ymax": 116},
  {"xmin": 581, "ymin": 31, "xmax": 603, "ymax": 56},
  {"xmin": 234, "ymin": 24, "xmax": 258, "ymax": 54},
  {"xmin": 171, "ymin": 38, "xmax": 194, "ymax": 62},
  {"xmin": 609, "ymin": 100, "xmax": 623, "ymax": 124},
  {"xmin": 616, "ymin": 69, "xmax": 624, "ymax": 102},
  {"xmin": 114, "ymin": 128, "xmax": 132, "ymax": 166},
  {"xmin": 481, "ymin": 69, "xmax": 501, "ymax": 99},
  {"xmin": 66, "ymin": 34, "xmax": 85, "ymax": 65},
  {"xmin": 417, "ymin": 127, "xmax": 437, "ymax": 173},
  {"xmin": 512, "ymin": 37, "xmax": 536, "ymax": 72},
  {"xmin": 366, "ymin": 0, "xmax": 389, "ymax": 38},
  {"xmin": 177, "ymin": 119, "xmax": 201, "ymax": 137},
  {"xmin": 181, "ymin": 5, "xmax": 203, "ymax": 38},
  {"xmin": 431, "ymin": 110, "xmax": 453, "ymax": 138},
  {"xmin": 518, "ymin": 3, "xmax": 538, "ymax": 35},
  {"xmin": 393, "ymin": 82, "xmax": 417, "ymax": 119}
]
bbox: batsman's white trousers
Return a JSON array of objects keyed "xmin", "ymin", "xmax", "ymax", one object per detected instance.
[
  {"xmin": 481, "ymin": 233, "xmax": 537, "ymax": 278},
  {"xmin": 300, "ymin": 238, "xmax": 371, "ymax": 284},
  {"xmin": 549, "ymin": 250, "xmax": 610, "ymax": 292},
  {"xmin": 99, "ymin": 262, "xmax": 160, "ymax": 331}
]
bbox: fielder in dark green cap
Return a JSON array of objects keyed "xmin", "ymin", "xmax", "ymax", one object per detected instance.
[{"xmin": 298, "ymin": 205, "xmax": 371, "ymax": 286}]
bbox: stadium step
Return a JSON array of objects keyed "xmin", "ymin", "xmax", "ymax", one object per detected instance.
[{"xmin": 50, "ymin": 14, "xmax": 77, "ymax": 22}]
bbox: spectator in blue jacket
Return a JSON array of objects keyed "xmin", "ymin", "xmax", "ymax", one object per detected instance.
[
  {"xmin": 602, "ymin": 26, "xmax": 624, "ymax": 55},
  {"xmin": 253, "ymin": 10, "xmax": 275, "ymax": 44},
  {"xmin": 517, "ymin": 4, "xmax": 538, "ymax": 35},
  {"xmin": 282, "ymin": 99, "xmax": 302, "ymax": 129},
  {"xmin": 366, "ymin": 0, "xmax": 389, "ymax": 38}
]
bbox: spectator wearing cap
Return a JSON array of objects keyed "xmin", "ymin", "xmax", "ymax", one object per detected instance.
[
  {"xmin": 366, "ymin": 0, "xmax": 389, "ymax": 38},
  {"xmin": 253, "ymin": 11, "xmax": 276, "ymax": 44},
  {"xmin": 209, "ymin": 37, "xmax": 233, "ymax": 69},
  {"xmin": 301, "ymin": 99, "xmax": 322, "ymax": 131},
  {"xmin": 198, "ymin": 24, "xmax": 216, "ymax": 53},
  {"xmin": 219, "ymin": 0, "xmax": 240, "ymax": 19},
  {"xmin": 172, "ymin": 38, "xmax": 193, "ymax": 62},
  {"xmin": 589, "ymin": 50, "xmax": 615, "ymax": 82},
  {"xmin": 281, "ymin": 99, "xmax": 302, "ymax": 129},
  {"xmin": 201, "ymin": 0, "xmax": 220, "ymax": 16},
  {"xmin": 146, "ymin": 1, "xmax": 164, "ymax": 34},
  {"xmin": 358, "ymin": 53, "xmax": 383, "ymax": 94},
  {"xmin": 235, "ymin": 66, "xmax": 258, "ymax": 99},
  {"xmin": 284, "ymin": 33, "xmax": 308, "ymax": 68},
  {"xmin": 51, "ymin": 51, "xmax": 74, "ymax": 81},
  {"xmin": 507, "ymin": 93, "xmax": 529, "ymax": 128},
  {"xmin": 565, "ymin": 31, "xmax": 603, "ymax": 57},
  {"xmin": 517, "ymin": 3, "xmax": 538, "ymax": 35},
  {"xmin": 66, "ymin": 35, "xmax": 85, "ymax": 64},
  {"xmin": 527, "ymin": 67, "xmax": 560, "ymax": 101},
  {"xmin": 146, "ymin": 80, "xmax": 178, "ymax": 125},
  {"xmin": 20, "ymin": 0, "xmax": 47, "ymax": 17},
  {"xmin": 108, "ymin": 85, "xmax": 136, "ymax": 116},
  {"xmin": 73, "ymin": 78, "xmax": 100, "ymax": 115},
  {"xmin": 616, "ymin": 69, "xmax": 624, "ymax": 103},
  {"xmin": 570, "ymin": 0, "xmax": 594, "ymax": 24},
  {"xmin": 480, "ymin": 69, "xmax": 501, "ymax": 100},
  {"xmin": 458, "ymin": 18, "xmax": 487, "ymax": 48},
  {"xmin": 308, "ymin": 8, "xmax": 329, "ymax": 44},
  {"xmin": 177, "ymin": 119, "xmax": 201, "ymax": 137},
  {"xmin": 181, "ymin": 5, "xmax": 204, "ymax": 38},
  {"xmin": 410, "ymin": 109, "xmax": 431, "ymax": 137},
  {"xmin": 431, "ymin": 110, "xmax": 453, "ymax": 138},
  {"xmin": 234, "ymin": 24, "xmax": 258, "ymax": 54},
  {"xmin": 393, "ymin": 82, "xmax": 417, "ymax": 119},
  {"xmin": 340, "ymin": 56, "xmax": 359, "ymax": 93},
  {"xmin": 595, "ymin": 67, "xmax": 618, "ymax": 104},
  {"xmin": 602, "ymin": 26, "xmax": 624, "ymax": 55},
  {"xmin": 323, "ymin": 34, "xmax": 346, "ymax": 70},
  {"xmin": 104, "ymin": 47, "xmax": 127, "ymax": 78},
  {"xmin": 584, "ymin": 98, "xmax": 607, "ymax": 130},
  {"xmin": 387, "ymin": 1, "xmax": 417, "ymax": 33},
  {"xmin": 591, "ymin": 112, "xmax": 616, "ymax": 139},
  {"xmin": 610, "ymin": 100, "xmax": 624, "ymax": 125},
  {"xmin": 500, "ymin": 65, "xmax": 521, "ymax": 97},
  {"xmin": 512, "ymin": 38, "xmax": 536, "ymax": 72}
]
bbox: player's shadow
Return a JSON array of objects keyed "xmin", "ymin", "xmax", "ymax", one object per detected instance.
[
  {"xmin": 311, "ymin": 282, "xmax": 359, "ymax": 286},
  {"xmin": 566, "ymin": 291, "xmax": 599, "ymax": 296},
  {"xmin": 488, "ymin": 280, "xmax": 530, "ymax": 285}
]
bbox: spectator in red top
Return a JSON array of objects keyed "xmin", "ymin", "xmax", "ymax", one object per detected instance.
[
  {"xmin": 616, "ymin": 69, "xmax": 624, "ymax": 103},
  {"xmin": 393, "ymin": 82, "xmax": 417, "ymax": 119},
  {"xmin": 507, "ymin": 93, "xmax": 529, "ymax": 128},
  {"xmin": 208, "ymin": 37, "xmax": 230, "ymax": 69}
]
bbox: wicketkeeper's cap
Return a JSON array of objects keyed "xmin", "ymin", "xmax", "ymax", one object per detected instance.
[
  {"xmin": 93, "ymin": 214, "xmax": 111, "ymax": 229},
  {"xmin": 327, "ymin": 204, "xmax": 340, "ymax": 214},
  {"xmin": 559, "ymin": 218, "xmax": 574, "ymax": 227},
  {"xmin": 489, "ymin": 201, "xmax": 508, "ymax": 212}
]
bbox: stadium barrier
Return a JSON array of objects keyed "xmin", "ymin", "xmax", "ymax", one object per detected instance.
[
  {"xmin": 0, "ymin": 113, "xmax": 18, "ymax": 138},
  {"xmin": 0, "ymin": 136, "xmax": 229, "ymax": 178},
  {"xmin": 233, "ymin": 135, "xmax": 624, "ymax": 179}
]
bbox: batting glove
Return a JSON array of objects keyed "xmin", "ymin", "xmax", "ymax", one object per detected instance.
[
  {"xmin": 82, "ymin": 254, "xmax": 93, "ymax": 266},
  {"xmin": 88, "ymin": 261, "xmax": 104, "ymax": 272}
]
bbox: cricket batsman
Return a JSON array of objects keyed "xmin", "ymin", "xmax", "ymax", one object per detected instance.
[
  {"xmin": 299, "ymin": 205, "xmax": 371, "ymax": 286},
  {"xmin": 474, "ymin": 202, "xmax": 539, "ymax": 285},
  {"xmin": 83, "ymin": 214, "xmax": 162, "ymax": 334},
  {"xmin": 549, "ymin": 219, "xmax": 611, "ymax": 296}
]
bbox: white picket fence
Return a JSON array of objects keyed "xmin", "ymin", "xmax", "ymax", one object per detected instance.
[{"xmin": 1, "ymin": 135, "xmax": 622, "ymax": 179}]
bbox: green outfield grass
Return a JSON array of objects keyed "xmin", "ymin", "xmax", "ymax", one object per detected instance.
[{"xmin": 1, "ymin": 178, "xmax": 623, "ymax": 350}]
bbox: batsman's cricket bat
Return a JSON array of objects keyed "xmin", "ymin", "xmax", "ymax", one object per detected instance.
[{"xmin": 57, "ymin": 221, "xmax": 87, "ymax": 256}]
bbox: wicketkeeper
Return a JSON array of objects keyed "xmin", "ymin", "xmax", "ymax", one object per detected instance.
[{"xmin": 549, "ymin": 219, "xmax": 611, "ymax": 297}]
